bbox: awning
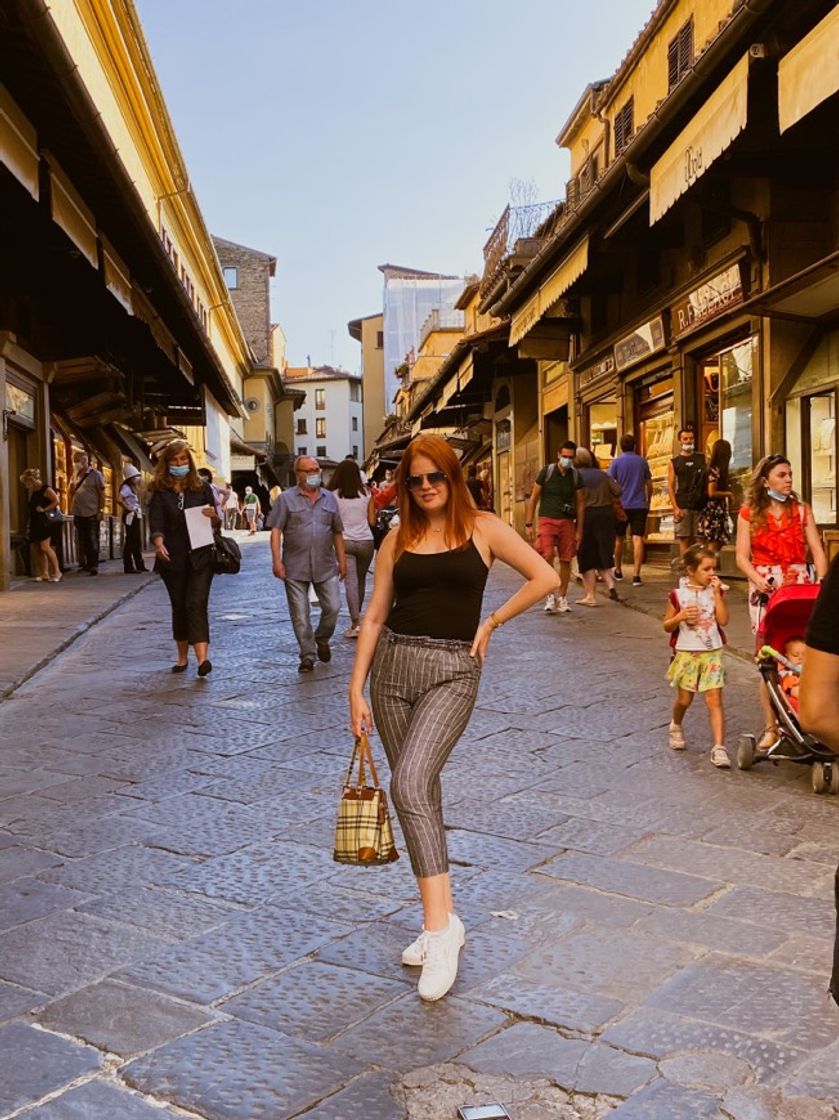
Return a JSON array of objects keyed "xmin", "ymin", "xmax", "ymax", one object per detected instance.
[
  {"xmin": 230, "ymin": 435, "xmax": 266, "ymax": 460},
  {"xmin": 509, "ymin": 237, "xmax": 588, "ymax": 346},
  {"xmin": 440, "ymin": 376, "xmax": 459, "ymax": 408},
  {"xmin": 779, "ymin": 5, "xmax": 839, "ymax": 133},
  {"xmin": 108, "ymin": 424, "xmax": 155, "ymax": 472},
  {"xmin": 456, "ymin": 353, "xmax": 474, "ymax": 393},
  {"xmin": 650, "ymin": 52, "xmax": 750, "ymax": 225}
]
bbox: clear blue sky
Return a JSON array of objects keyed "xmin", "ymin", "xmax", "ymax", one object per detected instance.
[{"xmin": 137, "ymin": 0, "xmax": 654, "ymax": 372}]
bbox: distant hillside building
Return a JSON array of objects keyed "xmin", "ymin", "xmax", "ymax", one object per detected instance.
[{"xmin": 284, "ymin": 366, "xmax": 363, "ymax": 466}]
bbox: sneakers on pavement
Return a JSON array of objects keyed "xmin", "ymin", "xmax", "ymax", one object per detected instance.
[
  {"xmin": 402, "ymin": 930, "xmax": 427, "ymax": 967},
  {"xmin": 556, "ymin": 596, "xmax": 571, "ymax": 613},
  {"xmin": 633, "ymin": 576, "xmax": 643, "ymax": 586},
  {"xmin": 668, "ymin": 721, "xmax": 686, "ymax": 750},
  {"xmin": 543, "ymin": 593, "xmax": 557, "ymax": 613},
  {"xmin": 417, "ymin": 913, "xmax": 465, "ymax": 1002},
  {"xmin": 710, "ymin": 744, "xmax": 731, "ymax": 769},
  {"xmin": 613, "ymin": 569, "xmax": 624, "ymax": 581},
  {"xmin": 608, "ymin": 587, "xmax": 621, "ymax": 602}
]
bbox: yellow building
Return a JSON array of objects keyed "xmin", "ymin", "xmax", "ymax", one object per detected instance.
[
  {"xmin": 1, "ymin": 0, "xmax": 254, "ymax": 585},
  {"xmin": 347, "ymin": 313, "xmax": 385, "ymax": 460}
]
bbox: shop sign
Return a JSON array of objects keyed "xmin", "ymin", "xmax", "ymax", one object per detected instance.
[
  {"xmin": 230, "ymin": 453, "xmax": 255, "ymax": 471},
  {"xmin": 672, "ymin": 263, "xmax": 744, "ymax": 338},
  {"xmin": 613, "ymin": 316, "xmax": 666, "ymax": 373},
  {"xmin": 495, "ymin": 418, "xmax": 512, "ymax": 452},
  {"xmin": 4, "ymin": 381, "xmax": 36, "ymax": 423},
  {"xmin": 580, "ymin": 355, "xmax": 615, "ymax": 387}
]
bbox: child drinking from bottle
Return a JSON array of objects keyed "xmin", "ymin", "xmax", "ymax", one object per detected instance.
[{"xmin": 663, "ymin": 544, "xmax": 730, "ymax": 769}]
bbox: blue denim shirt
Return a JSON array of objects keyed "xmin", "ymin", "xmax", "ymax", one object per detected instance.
[{"xmin": 266, "ymin": 486, "xmax": 343, "ymax": 582}]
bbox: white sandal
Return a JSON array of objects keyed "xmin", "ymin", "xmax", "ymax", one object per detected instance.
[
  {"xmin": 710, "ymin": 745, "xmax": 731, "ymax": 769},
  {"xmin": 668, "ymin": 722, "xmax": 686, "ymax": 750},
  {"xmin": 757, "ymin": 726, "xmax": 778, "ymax": 751}
]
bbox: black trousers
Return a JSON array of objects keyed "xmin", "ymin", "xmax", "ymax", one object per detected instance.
[
  {"xmin": 159, "ymin": 565, "xmax": 213, "ymax": 644},
  {"xmin": 122, "ymin": 516, "xmax": 145, "ymax": 572},
  {"xmin": 75, "ymin": 515, "xmax": 100, "ymax": 570}
]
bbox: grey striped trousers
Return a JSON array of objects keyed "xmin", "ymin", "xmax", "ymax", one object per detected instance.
[{"xmin": 370, "ymin": 628, "xmax": 481, "ymax": 877}]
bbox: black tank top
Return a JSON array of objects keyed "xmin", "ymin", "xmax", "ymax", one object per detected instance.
[{"xmin": 386, "ymin": 538, "xmax": 489, "ymax": 641}]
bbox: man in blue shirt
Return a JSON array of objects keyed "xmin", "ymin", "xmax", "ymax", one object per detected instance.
[
  {"xmin": 268, "ymin": 456, "xmax": 347, "ymax": 672},
  {"xmin": 608, "ymin": 434, "xmax": 652, "ymax": 586}
]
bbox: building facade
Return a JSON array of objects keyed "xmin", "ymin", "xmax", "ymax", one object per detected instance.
[
  {"xmin": 285, "ymin": 366, "xmax": 364, "ymax": 467},
  {"xmin": 0, "ymin": 0, "xmax": 256, "ymax": 586},
  {"xmin": 413, "ymin": 0, "xmax": 839, "ymax": 553},
  {"xmin": 347, "ymin": 312, "xmax": 384, "ymax": 460}
]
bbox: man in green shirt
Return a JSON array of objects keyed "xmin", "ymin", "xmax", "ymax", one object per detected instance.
[{"xmin": 525, "ymin": 440, "xmax": 585, "ymax": 613}]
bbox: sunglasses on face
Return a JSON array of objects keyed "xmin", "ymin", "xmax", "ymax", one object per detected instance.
[{"xmin": 406, "ymin": 470, "xmax": 447, "ymax": 491}]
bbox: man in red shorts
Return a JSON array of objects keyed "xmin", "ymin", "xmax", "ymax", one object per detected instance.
[{"xmin": 525, "ymin": 440, "xmax": 585, "ymax": 613}]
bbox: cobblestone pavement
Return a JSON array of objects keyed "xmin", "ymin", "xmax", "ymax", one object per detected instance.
[{"xmin": 1, "ymin": 536, "xmax": 838, "ymax": 1119}]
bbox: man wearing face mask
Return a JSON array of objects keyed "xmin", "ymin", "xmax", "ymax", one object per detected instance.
[
  {"xmin": 69, "ymin": 451, "xmax": 106, "ymax": 575},
  {"xmin": 668, "ymin": 427, "xmax": 707, "ymax": 557},
  {"xmin": 267, "ymin": 456, "xmax": 347, "ymax": 672},
  {"xmin": 525, "ymin": 440, "xmax": 585, "ymax": 614}
]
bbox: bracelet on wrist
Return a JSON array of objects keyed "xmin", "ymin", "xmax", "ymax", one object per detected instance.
[{"xmin": 490, "ymin": 611, "xmax": 504, "ymax": 629}]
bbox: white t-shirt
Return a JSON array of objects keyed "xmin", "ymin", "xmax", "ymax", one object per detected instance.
[
  {"xmin": 673, "ymin": 583, "xmax": 723, "ymax": 652},
  {"xmin": 336, "ymin": 494, "xmax": 373, "ymax": 542}
]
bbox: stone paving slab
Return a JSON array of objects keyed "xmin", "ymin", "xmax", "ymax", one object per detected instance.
[
  {"xmin": 0, "ymin": 1021, "xmax": 101, "ymax": 1114},
  {"xmin": 36, "ymin": 978, "xmax": 216, "ymax": 1057},
  {"xmin": 122, "ymin": 1018, "xmax": 365, "ymax": 1120},
  {"xmin": 294, "ymin": 1071, "xmax": 407, "ymax": 1120},
  {"xmin": 19, "ymin": 1079, "xmax": 185, "ymax": 1118}
]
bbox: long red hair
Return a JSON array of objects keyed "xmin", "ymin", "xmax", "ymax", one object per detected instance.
[{"xmin": 393, "ymin": 434, "xmax": 477, "ymax": 560}]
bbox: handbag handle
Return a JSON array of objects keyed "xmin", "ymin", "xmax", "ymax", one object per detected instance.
[{"xmin": 344, "ymin": 734, "xmax": 381, "ymax": 790}]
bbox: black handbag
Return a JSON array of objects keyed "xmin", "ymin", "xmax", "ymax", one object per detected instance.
[{"xmin": 210, "ymin": 531, "xmax": 241, "ymax": 575}]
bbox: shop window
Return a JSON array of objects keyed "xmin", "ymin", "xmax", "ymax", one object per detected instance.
[
  {"xmin": 315, "ymin": 388, "xmax": 326, "ymax": 410},
  {"xmin": 807, "ymin": 392, "xmax": 836, "ymax": 523},
  {"xmin": 589, "ymin": 397, "xmax": 618, "ymax": 465},
  {"xmin": 667, "ymin": 19, "xmax": 693, "ymax": 92},
  {"xmin": 636, "ymin": 376, "xmax": 675, "ymax": 541},
  {"xmin": 316, "ymin": 418, "xmax": 326, "ymax": 438},
  {"xmin": 296, "ymin": 418, "xmax": 307, "ymax": 435},
  {"xmin": 699, "ymin": 336, "xmax": 756, "ymax": 499},
  {"xmin": 614, "ymin": 97, "xmax": 634, "ymax": 157}
]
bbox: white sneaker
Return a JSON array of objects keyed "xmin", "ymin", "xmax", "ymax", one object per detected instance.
[
  {"xmin": 402, "ymin": 930, "xmax": 427, "ymax": 967},
  {"xmin": 417, "ymin": 913, "xmax": 466, "ymax": 1002},
  {"xmin": 543, "ymin": 594, "xmax": 557, "ymax": 613},
  {"xmin": 556, "ymin": 596, "xmax": 571, "ymax": 613}
]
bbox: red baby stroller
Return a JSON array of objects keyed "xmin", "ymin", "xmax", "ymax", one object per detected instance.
[{"xmin": 736, "ymin": 583, "xmax": 838, "ymax": 793}]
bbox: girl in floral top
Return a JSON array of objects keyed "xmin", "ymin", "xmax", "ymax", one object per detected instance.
[
  {"xmin": 664, "ymin": 545, "xmax": 731, "ymax": 769},
  {"xmin": 736, "ymin": 454, "xmax": 827, "ymax": 747}
]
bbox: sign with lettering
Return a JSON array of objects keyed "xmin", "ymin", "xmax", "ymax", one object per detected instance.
[
  {"xmin": 613, "ymin": 316, "xmax": 666, "ymax": 372},
  {"xmin": 580, "ymin": 355, "xmax": 615, "ymax": 387},
  {"xmin": 671, "ymin": 263, "xmax": 745, "ymax": 338}
]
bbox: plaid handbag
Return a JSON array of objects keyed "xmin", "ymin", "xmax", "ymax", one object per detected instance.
[{"xmin": 333, "ymin": 735, "xmax": 399, "ymax": 866}]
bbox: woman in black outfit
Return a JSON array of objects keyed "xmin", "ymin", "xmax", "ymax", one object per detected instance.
[
  {"xmin": 148, "ymin": 440, "xmax": 219, "ymax": 676},
  {"xmin": 20, "ymin": 468, "xmax": 61, "ymax": 582},
  {"xmin": 574, "ymin": 447, "xmax": 622, "ymax": 605},
  {"xmin": 348, "ymin": 434, "xmax": 558, "ymax": 1003}
]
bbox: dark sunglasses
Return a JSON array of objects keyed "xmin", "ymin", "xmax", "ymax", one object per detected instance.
[{"xmin": 406, "ymin": 470, "xmax": 447, "ymax": 491}]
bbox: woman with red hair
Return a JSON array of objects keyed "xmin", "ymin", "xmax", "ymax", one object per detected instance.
[{"xmin": 348, "ymin": 434, "xmax": 558, "ymax": 1002}]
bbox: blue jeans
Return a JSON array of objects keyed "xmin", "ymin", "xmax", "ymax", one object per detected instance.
[{"xmin": 284, "ymin": 576, "xmax": 340, "ymax": 660}]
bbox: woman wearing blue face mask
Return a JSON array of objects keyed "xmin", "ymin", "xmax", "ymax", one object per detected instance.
[
  {"xmin": 148, "ymin": 440, "xmax": 221, "ymax": 676},
  {"xmin": 736, "ymin": 454, "xmax": 827, "ymax": 746}
]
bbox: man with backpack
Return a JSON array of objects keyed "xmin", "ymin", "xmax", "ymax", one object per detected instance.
[
  {"xmin": 667, "ymin": 427, "xmax": 707, "ymax": 556},
  {"xmin": 525, "ymin": 440, "xmax": 585, "ymax": 614}
]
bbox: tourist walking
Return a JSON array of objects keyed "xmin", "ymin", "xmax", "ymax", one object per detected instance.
[
  {"xmin": 667, "ymin": 429, "xmax": 707, "ymax": 556},
  {"xmin": 575, "ymin": 448, "xmax": 622, "ymax": 605},
  {"xmin": 268, "ymin": 455, "xmax": 347, "ymax": 673},
  {"xmin": 117, "ymin": 465, "xmax": 147, "ymax": 574},
  {"xmin": 609, "ymin": 434, "xmax": 651, "ymax": 585},
  {"xmin": 525, "ymin": 440, "xmax": 585, "ymax": 613},
  {"xmin": 348, "ymin": 433, "xmax": 558, "ymax": 1002},
  {"xmin": 224, "ymin": 486, "xmax": 239, "ymax": 531},
  {"xmin": 148, "ymin": 440, "xmax": 220, "ymax": 677},
  {"xmin": 328, "ymin": 458, "xmax": 375, "ymax": 639},
  {"xmin": 697, "ymin": 439, "xmax": 734, "ymax": 553},
  {"xmin": 242, "ymin": 486, "xmax": 260, "ymax": 535},
  {"xmin": 664, "ymin": 544, "xmax": 730, "ymax": 769},
  {"xmin": 465, "ymin": 465, "xmax": 488, "ymax": 509},
  {"xmin": 20, "ymin": 468, "xmax": 61, "ymax": 582},
  {"xmin": 69, "ymin": 451, "xmax": 105, "ymax": 575},
  {"xmin": 735, "ymin": 453, "xmax": 827, "ymax": 749}
]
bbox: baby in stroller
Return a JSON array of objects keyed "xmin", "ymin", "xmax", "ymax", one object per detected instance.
[{"xmin": 737, "ymin": 584, "xmax": 838, "ymax": 793}]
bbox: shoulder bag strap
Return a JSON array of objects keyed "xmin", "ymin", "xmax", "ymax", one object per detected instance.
[{"xmin": 358, "ymin": 733, "xmax": 381, "ymax": 789}]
